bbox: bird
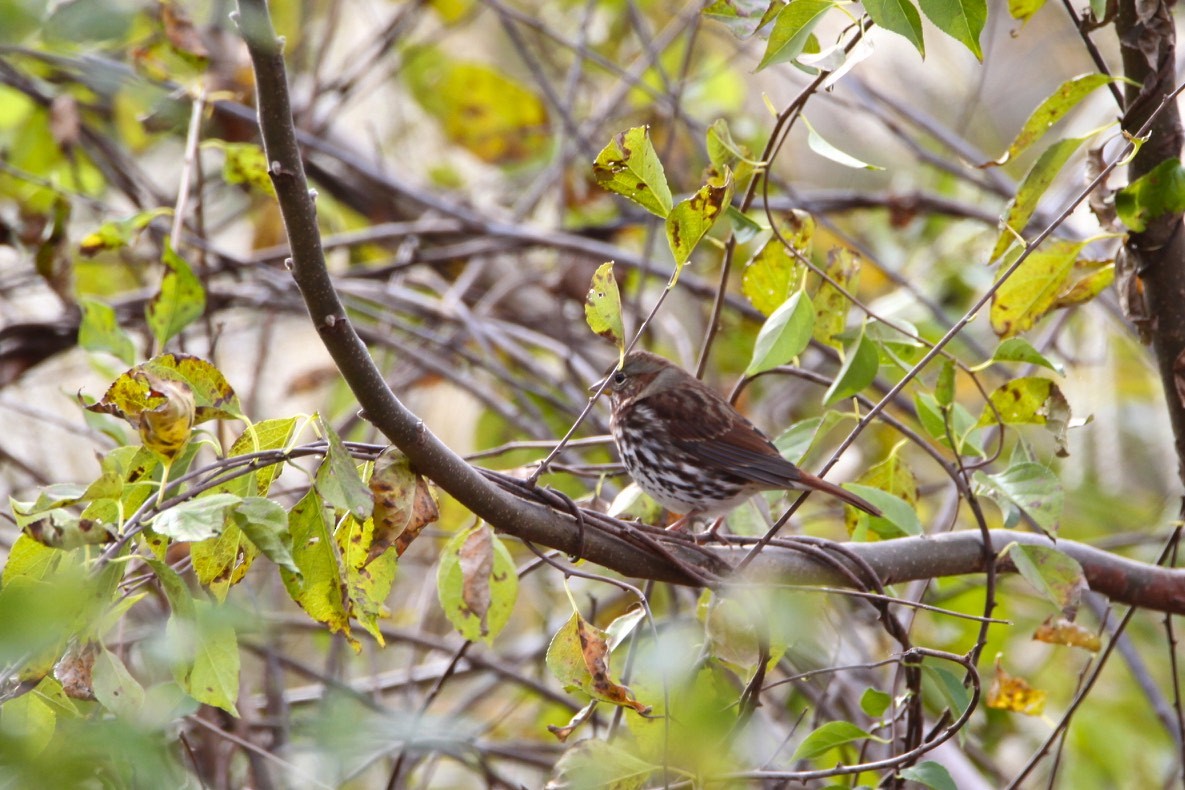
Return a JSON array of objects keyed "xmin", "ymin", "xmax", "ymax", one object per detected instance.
[{"xmin": 601, "ymin": 349, "xmax": 880, "ymax": 526}]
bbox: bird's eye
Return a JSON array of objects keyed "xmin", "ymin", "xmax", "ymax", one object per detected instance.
[{"xmin": 612, "ymin": 371, "xmax": 627, "ymax": 385}]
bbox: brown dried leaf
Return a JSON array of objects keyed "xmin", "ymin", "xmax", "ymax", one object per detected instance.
[
  {"xmin": 1034, "ymin": 615, "xmax": 1102, "ymax": 652},
  {"xmin": 986, "ymin": 659, "xmax": 1046, "ymax": 716},
  {"xmin": 576, "ymin": 615, "xmax": 650, "ymax": 715},
  {"xmin": 55, "ymin": 641, "xmax": 98, "ymax": 701},
  {"xmin": 161, "ymin": 0, "xmax": 209, "ymax": 58},
  {"xmin": 369, "ymin": 449, "xmax": 439, "ymax": 561}
]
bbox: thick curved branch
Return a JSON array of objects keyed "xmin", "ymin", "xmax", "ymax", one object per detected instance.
[{"xmin": 235, "ymin": 0, "xmax": 1185, "ymax": 618}]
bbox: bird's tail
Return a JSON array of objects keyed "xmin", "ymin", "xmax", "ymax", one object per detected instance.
[{"xmin": 796, "ymin": 471, "xmax": 882, "ymax": 516}]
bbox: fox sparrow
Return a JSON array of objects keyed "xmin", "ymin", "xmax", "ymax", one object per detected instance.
[{"xmin": 603, "ymin": 350, "xmax": 880, "ymax": 522}]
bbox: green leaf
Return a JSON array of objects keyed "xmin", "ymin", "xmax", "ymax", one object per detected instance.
[
  {"xmin": 823, "ymin": 330, "xmax": 878, "ymax": 405},
  {"xmin": 205, "ymin": 140, "xmax": 276, "ymax": 197},
  {"xmin": 791, "ymin": 720, "xmax": 880, "ymax": 761},
  {"xmin": 175, "ymin": 600, "xmax": 240, "ymax": 715},
  {"xmin": 550, "ymin": 739, "xmax": 658, "ymax": 788},
  {"xmin": 803, "ymin": 116, "xmax": 883, "ymax": 170},
  {"xmin": 232, "ymin": 496, "xmax": 300, "ymax": 577},
  {"xmin": 990, "ymin": 240, "xmax": 1085, "ymax": 338},
  {"xmin": 79, "ymin": 297, "xmax": 136, "ymax": 365},
  {"xmin": 901, "ymin": 761, "xmax": 958, "ymax": 790},
  {"xmin": 94, "ymin": 646, "xmax": 146, "ymax": 719},
  {"xmin": 773, "ymin": 411, "xmax": 845, "ymax": 463},
  {"xmin": 282, "ymin": 488, "xmax": 354, "ymax": 647},
  {"xmin": 146, "ymin": 241, "xmax": 206, "ymax": 349},
  {"xmin": 915, "ymin": 392, "xmax": 984, "ymax": 456},
  {"xmin": 592, "ymin": 126, "xmax": 673, "ymax": 217},
  {"xmin": 757, "ymin": 0, "xmax": 835, "ymax": 70},
  {"xmin": 812, "ymin": 248, "xmax": 859, "ymax": 348},
  {"xmin": 746, "ymin": 290, "xmax": 815, "ymax": 375},
  {"xmin": 315, "ymin": 416, "xmax": 374, "ymax": 520},
  {"xmin": 436, "ymin": 524, "xmax": 518, "ymax": 643},
  {"xmin": 844, "ymin": 484, "xmax": 923, "ymax": 537},
  {"xmin": 935, "ymin": 359, "xmax": 956, "ymax": 408},
  {"xmin": 666, "ymin": 167, "xmax": 734, "ymax": 265},
  {"xmin": 991, "ymin": 137, "xmax": 1089, "ymax": 260},
  {"xmin": 922, "ymin": 662, "xmax": 973, "ymax": 716},
  {"xmin": 993, "ymin": 75, "xmax": 1120, "ymax": 165},
  {"xmin": 863, "ymin": 0, "xmax": 925, "ymax": 57},
  {"xmin": 78, "ymin": 207, "xmax": 170, "ymax": 257},
  {"xmin": 742, "ymin": 226, "xmax": 811, "ymax": 316},
  {"xmin": 860, "ymin": 687, "xmax": 892, "ymax": 718},
  {"xmin": 152, "ymin": 493, "xmax": 241, "ymax": 542},
  {"xmin": 1004, "ymin": 542, "xmax": 1086, "ymax": 614},
  {"xmin": 584, "ymin": 262, "xmax": 625, "ymax": 350},
  {"xmin": 226, "ymin": 417, "xmax": 299, "ymax": 496},
  {"xmin": 0, "ymin": 688, "xmax": 56, "ymax": 757},
  {"xmin": 1115, "ymin": 158, "xmax": 1185, "ymax": 232},
  {"xmin": 988, "ymin": 337, "xmax": 1065, "ymax": 375},
  {"xmin": 973, "ymin": 462, "xmax": 1062, "ymax": 535},
  {"xmin": 918, "ymin": 0, "xmax": 985, "ymax": 59}
]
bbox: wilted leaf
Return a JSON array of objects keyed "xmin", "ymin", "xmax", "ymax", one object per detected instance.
[
  {"xmin": 813, "ymin": 247, "xmax": 859, "ymax": 348},
  {"xmin": 136, "ymin": 374, "xmax": 196, "ymax": 458},
  {"xmin": 666, "ymin": 166, "xmax": 734, "ymax": 265},
  {"xmin": 1034, "ymin": 615, "xmax": 1101, "ymax": 651},
  {"xmin": 86, "ymin": 353, "xmax": 242, "ymax": 426},
  {"xmin": 546, "ymin": 610, "xmax": 651, "ymax": 714},
  {"xmin": 55, "ymin": 641, "xmax": 97, "ymax": 700},
  {"xmin": 991, "ymin": 138, "xmax": 1088, "ymax": 261},
  {"xmin": 990, "ymin": 240, "xmax": 1084, "ymax": 338},
  {"xmin": 204, "ymin": 140, "xmax": 275, "ymax": 197},
  {"xmin": 584, "ymin": 262, "xmax": 626, "ymax": 350},
  {"xmin": 592, "ymin": 126, "xmax": 673, "ymax": 217},
  {"xmin": 987, "ymin": 660, "xmax": 1046, "ymax": 715},
  {"xmin": 281, "ymin": 489, "xmax": 355, "ymax": 649},
  {"xmin": 368, "ymin": 448, "xmax": 439, "ymax": 560},
  {"xmin": 437, "ymin": 524, "xmax": 518, "ymax": 643},
  {"xmin": 742, "ymin": 228, "xmax": 810, "ymax": 317}
]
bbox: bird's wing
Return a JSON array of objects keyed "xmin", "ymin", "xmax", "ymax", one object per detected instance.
[{"xmin": 667, "ymin": 412, "xmax": 805, "ymax": 488}]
